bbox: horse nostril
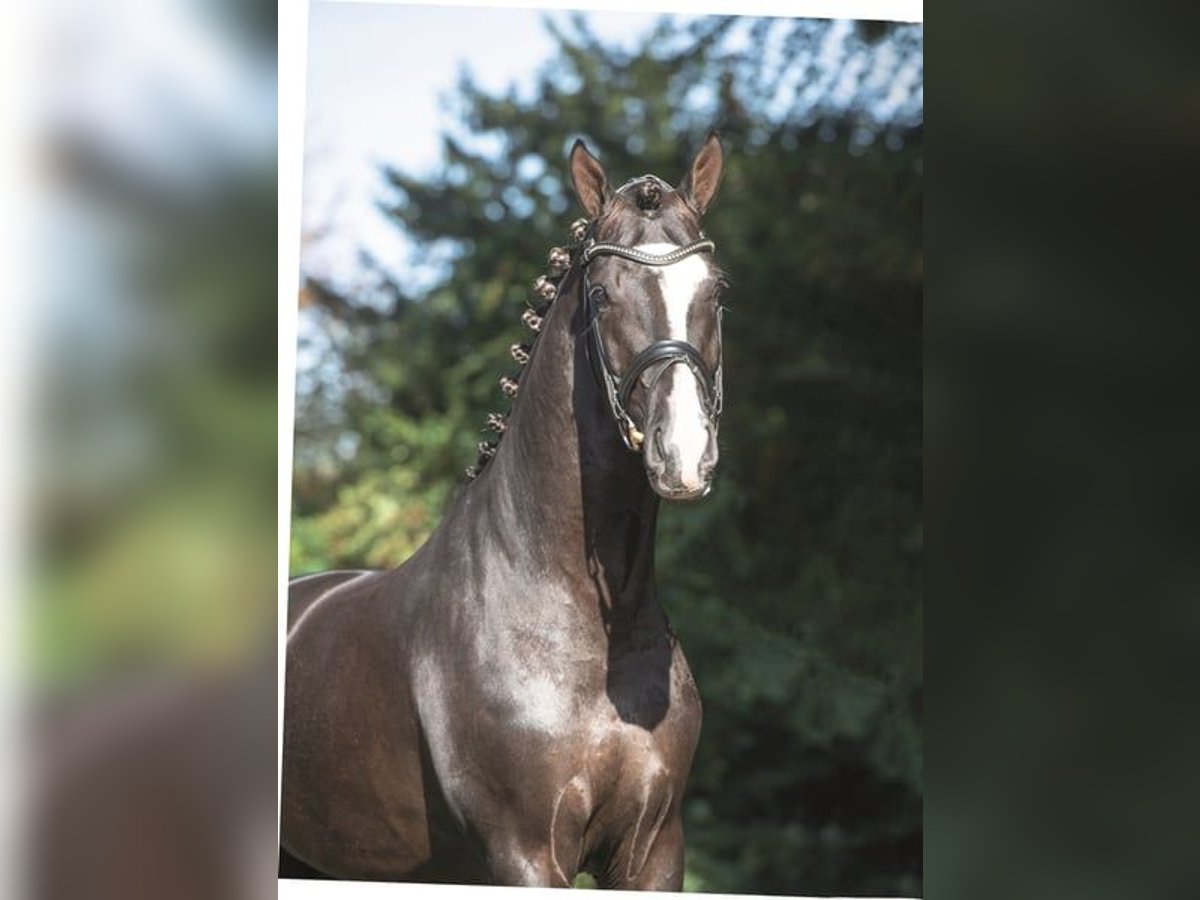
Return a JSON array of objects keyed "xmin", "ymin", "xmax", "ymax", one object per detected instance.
[
  {"xmin": 701, "ymin": 431, "xmax": 719, "ymax": 469},
  {"xmin": 644, "ymin": 428, "xmax": 666, "ymax": 473},
  {"xmin": 652, "ymin": 427, "xmax": 667, "ymax": 460}
]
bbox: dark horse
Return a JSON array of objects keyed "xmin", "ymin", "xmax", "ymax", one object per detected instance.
[{"xmin": 281, "ymin": 135, "xmax": 727, "ymax": 889}]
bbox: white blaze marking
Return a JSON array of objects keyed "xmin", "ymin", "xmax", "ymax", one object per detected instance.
[
  {"xmin": 635, "ymin": 243, "xmax": 709, "ymax": 341},
  {"xmin": 636, "ymin": 243, "xmax": 713, "ymax": 486}
]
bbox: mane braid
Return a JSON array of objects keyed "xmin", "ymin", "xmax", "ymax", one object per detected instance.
[{"xmin": 464, "ymin": 217, "xmax": 591, "ymax": 480}]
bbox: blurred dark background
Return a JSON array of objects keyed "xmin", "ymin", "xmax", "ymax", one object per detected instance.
[
  {"xmin": 291, "ymin": 15, "xmax": 922, "ymax": 896},
  {"xmin": 929, "ymin": 3, "xmax": 1200, "ymax": 899}
]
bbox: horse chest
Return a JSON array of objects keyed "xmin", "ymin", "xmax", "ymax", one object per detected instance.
[
  {"xmin": 547, "ymin": 719, "xmax": 684, "ymax": 884},
  {"xmin": 417, "ymin": 596, "xmax": 699, "ymax": 883},
  {"xmin": 538, "ymin": 653, "xmax": 700, "ymax": 872},
  {"xmin": 489, "ymin": 630, "xmax": 700, "ymax": 758}
]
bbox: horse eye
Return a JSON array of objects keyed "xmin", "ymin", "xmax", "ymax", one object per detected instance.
[{"xmin": 591, "ymin": 286, "xmax": 613, "ymax": 310}]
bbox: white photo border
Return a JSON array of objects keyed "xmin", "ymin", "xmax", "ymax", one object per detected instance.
[{"xmin": 276, "ymin": 3, "xmax": 924, "ymax": 899}]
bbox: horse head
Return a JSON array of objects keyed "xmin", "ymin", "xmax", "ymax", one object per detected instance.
[{"xmin": 570, "ymin": 134, "xmax": 727, "ymax": 500}]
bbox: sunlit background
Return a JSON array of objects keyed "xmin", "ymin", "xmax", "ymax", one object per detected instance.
[{"xmin": 292, "ymin": 4, "xmax": 922, "ymax": 895}]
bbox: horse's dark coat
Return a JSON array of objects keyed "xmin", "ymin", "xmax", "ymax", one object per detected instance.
[{"xmin": 281, "ymin": 136, "xmax": 725, "ymax": 889}]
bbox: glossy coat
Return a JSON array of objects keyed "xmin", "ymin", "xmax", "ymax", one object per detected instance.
[{"xmin": 280, "ymin": 136, "xmax": 725, "ymax": 888}]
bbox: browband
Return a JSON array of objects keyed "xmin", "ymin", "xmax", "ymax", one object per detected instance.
[{"xmin": 581, "ymin": 239, "xmax": 714, "ymax": 267}]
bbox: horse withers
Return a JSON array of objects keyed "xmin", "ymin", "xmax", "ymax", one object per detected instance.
[{"xmin": 281, "ymin": 134, "xmax": 727, "ymax": 889}]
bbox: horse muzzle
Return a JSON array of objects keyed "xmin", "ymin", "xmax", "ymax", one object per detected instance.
[{"xmin": 642, "ymin": 411, "xmax": 719, "ymax": 501}]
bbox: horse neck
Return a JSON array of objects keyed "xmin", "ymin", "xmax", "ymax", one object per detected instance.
[{"xmin": 476, "ymin": 267, "xmax": 661, "ymax": 612}]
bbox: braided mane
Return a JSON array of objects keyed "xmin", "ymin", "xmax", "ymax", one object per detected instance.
[{"xmin": 464, "ymin": 216, "xmax": 591, "ymax": 480}]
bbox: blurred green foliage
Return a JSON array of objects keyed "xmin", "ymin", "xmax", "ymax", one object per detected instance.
[
  {"xmin": 35, "ymin": 170, "xmax": 278, "ymax": 685},
  {"xmin": 292, "ymin": 15, "xmax": 921, "ymax": 896}
]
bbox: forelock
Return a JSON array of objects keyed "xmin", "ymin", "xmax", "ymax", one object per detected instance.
[{"xmin": 596, "ymin": 175, "xmax": 703, "ymax": 245}]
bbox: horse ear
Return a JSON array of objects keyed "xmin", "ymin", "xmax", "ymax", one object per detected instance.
[
  {"xmin": 678, "ymin": 131, "xmax": 724, "ymax": 216},
  {"xmin": 569, "ymin": 139, "xmax": 610, "ymax": 218}
]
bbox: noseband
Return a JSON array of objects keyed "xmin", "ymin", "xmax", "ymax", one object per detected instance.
[{"xmin": 580, "ymin": 238, "xmax": 723, "ymax": 451}]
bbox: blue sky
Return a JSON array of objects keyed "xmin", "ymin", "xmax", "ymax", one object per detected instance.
[
  {"xmin": 299, "ymin": 2, "xmax": 921, "ymax": 292},
  {"xmin": 303, "ymin": 2, "xmax": 681, "ymax": 286}
]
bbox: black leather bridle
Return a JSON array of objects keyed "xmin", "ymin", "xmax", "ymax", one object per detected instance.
[{"xmin": 580, "ymin": 237, "xmax": 723, "ymax": 451}]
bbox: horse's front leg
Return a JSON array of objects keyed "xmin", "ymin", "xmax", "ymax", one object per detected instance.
[
  {"xmin": 474, "ymin": 767, "xmax": 592, "ymax": 886},
  {"xmin": 596, "ymin": 815, "xmax": 685, "ymax": 891},
  {"xmin": 485, "ymin": 842, "xmax": 574, "ymax": 888}
]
